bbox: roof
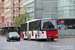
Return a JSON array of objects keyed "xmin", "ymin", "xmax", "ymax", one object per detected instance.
[
  {"xmin": 2, "ymin": 26, "xmax": 14, "ymax": 28},
  {"xmin": 27, "ymin": 19, "xmax": 40, "ymax": 23},
  {"xmin": 21, "ymin": 18, "xmax": 57, "ymax": 24},
  {"xmin": 21, "ymin": 19, "xmax": 40, "ymax": 25}
]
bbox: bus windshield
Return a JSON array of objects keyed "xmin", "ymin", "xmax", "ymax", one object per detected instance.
[{"xmin": 41, "ymin": 19, "xmax": 57, "ymax": 30}]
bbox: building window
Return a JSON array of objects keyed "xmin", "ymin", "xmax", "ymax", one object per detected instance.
[
  {"xmin": 1, "ymin": 0, "xmax": 5, "ymax": 1},
  {"xmin": 0, "ymin": 25, "xmax": 1, "ymax": 27},
  {"xmin": 13, "ymin": 16, "xmax": 15, "ymax": 19},
  {"xmin": 13, "ymin": 10, "xmax": 15, "ymax": 12},
  {"xmin": 73, "ymin": 1, "xmax": 75, "ymax": 4},
  {"xmin": 1, "ymin": 13, "xmax": 4, "ymax": 16},
  {"xmin": 0, "ymin": 11, "xmax": 1, "ymax": 14},
  {"xmin": 0, "ymin": 7, "xmax": 1, "ymax": 9},
  {"xmin": 0, "ymin": 20, "xmax": 1, "ymax": 23},
  {"xmin": 0, "ymin": 3, "xmax": 1, "ymax": 5}
]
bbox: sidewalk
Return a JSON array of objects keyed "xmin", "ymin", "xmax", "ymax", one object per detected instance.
[
  {"xmin": 58, "ymin": 35, "xmax": 75, "ymax": 39},
  {"xmin": 0, "ymin": 34, "xmax": 6, "ymax": 37}
]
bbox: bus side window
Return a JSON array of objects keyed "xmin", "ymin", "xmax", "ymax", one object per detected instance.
[
  {"xmin": 29, "ymin": 22, "xmax": 34, "ymax": 31},
  {"xmin": 30, "ymin": 22, "xmax": 34, "ymax": 36},
  {"xmin": 33, "ymin": 21, "xmax": 40, "ymax": 31},
  {"xmin": 25, "ymin": 23, "xmax": 27, "ymax": 36}
]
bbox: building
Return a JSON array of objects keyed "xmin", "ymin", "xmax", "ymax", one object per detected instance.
[
  {"xmin": 58, "ymin": 0, "xmax": 75, "ymax": 18},
  {"xmin": 0, "ymin": 0, "xmax": 4, "ymax": 28},
  {"xmin": 11, "ymin": 0, "xmax": 23, "ymax": 25},
  {"xmin": 58, "ymin": 0, "xmax": 75, "ymax": 28},
  {"xmin": 4, "ymin": 0, "xmax": 23, "ymax": 26},
  {"xmin": 58, "ymin": 0, "xmax": 75, "ymax": 36},
  {"xmin": 4, "ymin": 0, "xmax": 12, "ymax": 26},
  {"xmin": 23, "ymin": 0, "xmax": 57, "ymax": 20},
  {"xmin": 20, "ymin": 0, "xmax": 23, "ymax": 14}
]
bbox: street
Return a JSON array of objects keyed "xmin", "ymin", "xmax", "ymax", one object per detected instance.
[{"xmin": 0, "ymin": 35, "xmax": 75, "ymax": 50}]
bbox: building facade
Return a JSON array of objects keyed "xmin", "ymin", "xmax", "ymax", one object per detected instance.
[
  {"xmin": 58, "ymin": 0, "xmax": 75, "ymax": 36},
  {"xmin": 20, "ymin": 0, "xmax": 23, "ymax": 14},
  {"xmin": 0, "ymin": 0, "xmax": 4, "ymax": 28},
  {"xmin": 4, "ymin": 0, "xmax": 23, "ymax": 26},
  {"xmin": 4, "ymin": 0, "xmax": 12, "ymax": 26},
  {"xmin": 11, "ymin": 0, "xmax": 23, "ymax": 25},
  {"xmin": 58, "ymin": 0, "xmax": 75, "ymax": 29},
  {"xmin": 23, "ymin": 0, "xmax": 57, "ymax": 20},
  {"xmin": 58, "ymin": 0, "xmax": 75, "ymax": 18}
]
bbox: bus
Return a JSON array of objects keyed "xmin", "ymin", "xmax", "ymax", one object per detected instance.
[{"xmin": 21, "ymin": 18, "xmax": 58, "ymax": 41}]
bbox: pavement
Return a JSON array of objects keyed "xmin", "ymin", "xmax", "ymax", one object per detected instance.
[
  {"xmin": 58, "ymin": 35, "xmax": 75, "ymax": 39},
  {"xmin": 0, "ymin": 34, "xmax": 75, "ymax": 50}
]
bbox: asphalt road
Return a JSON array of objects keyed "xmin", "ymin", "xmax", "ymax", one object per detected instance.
[{"xmin": 0, "ymin": 35, "xmax": 75, "ymax": 50}]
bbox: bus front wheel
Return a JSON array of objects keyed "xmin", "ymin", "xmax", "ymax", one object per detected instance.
[{"xmin": 51, "ymin": 38, "xmax": 54, "ymax": 41}]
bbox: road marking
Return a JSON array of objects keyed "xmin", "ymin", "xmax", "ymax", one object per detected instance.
[
  {"xmin": 2, "ymin": 41, "xmax": 17, "ymax": 50},
  {"xmin": 13, "ymin": 46, "xmax": 17, "ymax": 50},
  {"xmin": 11, "ymin": 44, "xmax": 17, "ymax": 50},
  {"xmin": 41, "ymin": 43, "xmax": 43, "ymax": 47},
  {"xmin": 0, "ymin": 47, "xmax": 14, "ymax": 49},
  {"xmin": 11, "ymin": 44, "xmax": 13, "ymax": 46}
]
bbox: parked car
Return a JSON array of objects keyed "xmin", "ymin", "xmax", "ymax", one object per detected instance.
[{"xmin": 7, "ymin": 32, "xmax": 20, "ymax": 42}]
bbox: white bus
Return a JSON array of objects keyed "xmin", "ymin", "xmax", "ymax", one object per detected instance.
[{"xmin": 21, "ymin": 18, "xmax": 58, "ymax": 41}]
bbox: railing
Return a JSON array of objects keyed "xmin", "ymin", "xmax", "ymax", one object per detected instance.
[{"xmin": 58, "ymin": 29, "xmax": 75, "ymax": 36}]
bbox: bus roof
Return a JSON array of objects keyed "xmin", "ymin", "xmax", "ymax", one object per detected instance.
[
  {"xmin": 27, "ymin": 19, "xmax": 40, "ymax": 23},
  {"xmin": 21, "ymin": 19, "xmax": 40, "ymax": 25},
  {"xmin": 21, "ymin": 18, "xmax": 57, "ymax": 24}
]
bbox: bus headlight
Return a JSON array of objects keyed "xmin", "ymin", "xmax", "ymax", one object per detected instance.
[{"xmin": 55, "ymin": 34, "xmax": 58, "ymax": 36}]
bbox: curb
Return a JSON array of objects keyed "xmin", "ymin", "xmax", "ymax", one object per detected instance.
[{"xmin": 58, "ymin": 36, "xmax": 75, "ymax": 39}]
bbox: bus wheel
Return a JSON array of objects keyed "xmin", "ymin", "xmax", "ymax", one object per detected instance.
[
  {"xmin": 8, "ymin": 39, "xmax": 10, "ymax": 42},
  {"xmin": 51, "ymin": 38, "xmax": 54, "ymax": 41}
]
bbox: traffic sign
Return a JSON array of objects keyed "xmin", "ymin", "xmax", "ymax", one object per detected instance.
[
  {"xmin": 60, "ymin": 20, "xmax": 64, "ymax": 24},
  {"xmin": 2, "ymin": 16, "xmax": 4, "ymax": 19},
  {"xmin": 6, "ymin": 22, "xmax": 10, "ymax": 26},
  {"xmin": 2, "ymin": 20, "xmax": 4, "ymax": 22},
  {"xmin": 60, "ymin": 24, "xmax": 64, "ymax": 28}
]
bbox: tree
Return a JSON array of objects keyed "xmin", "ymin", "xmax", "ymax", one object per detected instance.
[
  {"xmin": 17, "ymin": 11, "xmax": 30, "ymax": 27},
  {"xmin": 14, "ymin": 11, "xmax": 30, "ymax": 30}
]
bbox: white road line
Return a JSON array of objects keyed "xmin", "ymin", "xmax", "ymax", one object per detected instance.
[
  {"xmin": 11, "ymin": 44, "xmax": 17, "ymax": 50},
  {"xmin": 0, "ymin": 47, "xmax": 14, "ymax": 49}
]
